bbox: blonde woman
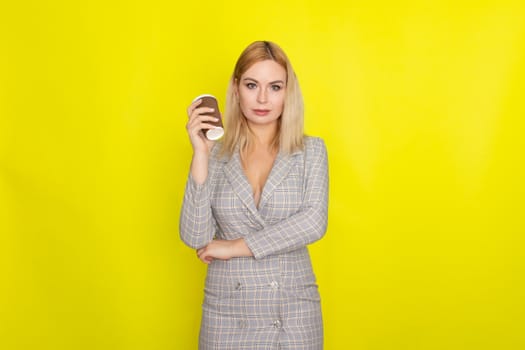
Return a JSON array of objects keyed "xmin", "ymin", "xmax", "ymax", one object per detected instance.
[{"xmin": 180, "ymin": 41, "xmax": 329, "ymax": 349}]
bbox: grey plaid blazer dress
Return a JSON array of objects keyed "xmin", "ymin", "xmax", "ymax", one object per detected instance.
[{"xmin": 180, "ymin": 136, "xmax": 328, "ymax": 350}]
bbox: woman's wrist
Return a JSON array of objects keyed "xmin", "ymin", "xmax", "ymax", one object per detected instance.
[
  {"xmin": 232, "ymin": 238, "xmax": 253, "ymax": 258},
  {"xmin": 190, "ymin": 151, "xmax": 210, "ymax": 185}
]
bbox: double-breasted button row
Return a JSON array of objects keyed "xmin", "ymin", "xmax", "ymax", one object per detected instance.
[
  {"xmin": 234, "ymin": 281, "xmax": 279, "ymax": 290},
  {"xmin": 238, "ymin": 320, "xmax": 282, "ymax": 329}
]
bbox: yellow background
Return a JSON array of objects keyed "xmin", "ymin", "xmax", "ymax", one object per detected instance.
[{"xmin": 1, "ymin": 1, "xmax": 524, "ymax": 349}]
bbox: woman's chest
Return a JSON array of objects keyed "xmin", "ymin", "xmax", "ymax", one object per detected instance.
[{"xmin": 210, "ymin": 161, "xmax": 305, "ymax": 228}]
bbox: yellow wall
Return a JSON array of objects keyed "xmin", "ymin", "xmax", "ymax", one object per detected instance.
[{"xmin": 1, "ymin": 1, "xmax": 524, "ymax": 349}]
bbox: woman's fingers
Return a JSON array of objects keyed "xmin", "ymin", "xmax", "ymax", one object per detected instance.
[
  {"xmin": 186, "ymin": 116, "xmax": 219, "ymax": 131},
  {"xmin": 196, "ymin": 248, "xmax": 212, "ymax": 264},
  {"xmin": 186, "ymin": 98, "xmax": 202, "ymax": 118},
  {"xmin": 185, "ymin": 99, "xmax": 218, "ymax": 154},
  {"xmin": 186, "ymin": 106, "xmax": 219, "ymax": 136},
  {"xmin": 189, "ymin": 106, "xmax": 215, "ymax": 121},
  {"xmin": 195, "ymin": 240, "xmax": 235, "ymax": 264}
]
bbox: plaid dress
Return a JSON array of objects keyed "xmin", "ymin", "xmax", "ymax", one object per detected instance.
[{"xmin": 180, "ymin": 136, "xmax": 329, "ymax": 349}]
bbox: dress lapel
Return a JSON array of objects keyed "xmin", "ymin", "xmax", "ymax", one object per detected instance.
[
  {"xmin": 223, "ymin": 148, "xmax": 301, "ymax": 222},
  {"xmin": 258, "ymin": 151, "xmax": 299, "ymax": 210},
  {"xmin": 223, "ymin": 151, "xmax": 264, "ymax": 223}
]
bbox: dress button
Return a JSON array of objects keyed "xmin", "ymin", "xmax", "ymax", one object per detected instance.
[
  {"xmin": 235, "ymin": 282, "xmax": 242, "ymax": 290},
  {"xmin": 273, "ymin": 320, "xmax": 282, "ymax": 329},
  {"xmin": 269, "ymin": 281, "xmax": 279, "ymax": 289},
  {"xmin": 238, "ymin": 320, "xmax": 247, "ymax": 329}
]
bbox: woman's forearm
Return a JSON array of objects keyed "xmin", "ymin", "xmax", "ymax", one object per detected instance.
[
  {"xmin": 196, "ymin": 238, "xmax": 254, "ymax": 264},
  {"xmin": 190, "ymin": 151, "xmax": 210, "ymax": 185}
]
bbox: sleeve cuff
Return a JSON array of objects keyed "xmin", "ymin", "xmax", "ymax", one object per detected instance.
[{"xmin": 243, "ymin": 233, "xmax": 266, "ymax": 260}]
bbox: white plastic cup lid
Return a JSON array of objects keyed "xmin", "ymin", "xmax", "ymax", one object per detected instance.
[
  {"xmin": 192, "ymin": 94, "xmax": 216, "ymax": 102},
  {"xmin": 206, "ymin": 127, "xmax": 224, "ymax": 141}
]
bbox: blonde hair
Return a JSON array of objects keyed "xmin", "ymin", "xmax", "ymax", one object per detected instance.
[{"xmin": 220, "ymin": 41, "xmax": 304, "ymax": 157}]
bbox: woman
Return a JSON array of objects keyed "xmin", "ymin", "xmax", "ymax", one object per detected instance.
[{"xmin": 180, "ymin": 41, "xmax": 329, "ymax": 349}]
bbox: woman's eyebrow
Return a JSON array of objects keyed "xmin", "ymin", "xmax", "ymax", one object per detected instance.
[{"xmin": 242, "ymin": 77, "xmax": 284, "ymax": 84}]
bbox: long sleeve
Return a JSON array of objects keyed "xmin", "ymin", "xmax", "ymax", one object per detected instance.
[
  {"xmin": 244, "ymin": 138, "xmax": 329, "ymax": 259},
  {"xmin": 179, "ymin": 155, "xmax": 218, "ymax": 249}
]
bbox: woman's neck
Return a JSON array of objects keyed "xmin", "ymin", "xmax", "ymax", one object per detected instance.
[{"xmin": 247, "ymin": 121, "xmax": 279, "ymax": 151}]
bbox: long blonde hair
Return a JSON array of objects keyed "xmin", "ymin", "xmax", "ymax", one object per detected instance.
[{"xmin": 220, "ymin": 41, "xmax": 304, "ymax": 157}]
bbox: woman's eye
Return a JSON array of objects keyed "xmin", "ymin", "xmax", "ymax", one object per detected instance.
[
  {"xmin": 246, "ymin": 83, "xmax": 256, "ymax": 89},
  {"xmin": 271, "ymin": 85, "xmax": 282, "ymax": 91}
]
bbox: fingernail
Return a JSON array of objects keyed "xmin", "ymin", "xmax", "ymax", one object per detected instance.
[
  {"xmin": 210, "ymin": 108, "xmax": 215, "ymax": 112},
  {"xmin": 214, "ymin": 118, "xmax": 219, "ymax": 121}
]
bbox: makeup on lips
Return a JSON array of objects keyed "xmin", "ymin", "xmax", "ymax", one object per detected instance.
[{"xmin": 253, "ymin": 109, "xmax": 271, "ymax": 116}]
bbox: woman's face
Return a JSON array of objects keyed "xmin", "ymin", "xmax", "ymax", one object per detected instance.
[{"xmin": 236, "ymin": 60, "xmax": 287, "ymax": 128}]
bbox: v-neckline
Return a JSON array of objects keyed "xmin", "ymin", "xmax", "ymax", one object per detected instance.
[
  {"xmin": 222, "ymin": 147, "xmax": 296, "ymax": 223},
  {"xmin": 240, "ymin": 150, "xmax": 279, "ymax": 210}
]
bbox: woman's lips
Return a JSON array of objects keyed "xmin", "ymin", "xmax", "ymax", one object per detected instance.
[{"xmin": 253, "ymin": 109, "xmax": 270, "ymax": 116}]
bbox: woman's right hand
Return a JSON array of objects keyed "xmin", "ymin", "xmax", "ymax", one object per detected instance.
[{"xmin": 186, "ymin": 98, "xmax": 219, "ymax": 156}]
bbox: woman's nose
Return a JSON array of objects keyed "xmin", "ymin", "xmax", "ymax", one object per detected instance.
[{"xmin": 256, "ymin": 88, "xmax": 267, "ymax": 103}]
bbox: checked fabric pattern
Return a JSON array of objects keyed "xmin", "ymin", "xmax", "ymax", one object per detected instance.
[{"xmin": 180, "ymin": 136, "xmax": 329, "ymax": 350}]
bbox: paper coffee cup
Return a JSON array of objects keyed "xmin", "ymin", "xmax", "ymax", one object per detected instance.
[{"xmin": 192, "ymin": 94, "xmax": 224, "ymax": 140}]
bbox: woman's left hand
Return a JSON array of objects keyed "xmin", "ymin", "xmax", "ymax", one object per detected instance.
[{"xmin": 196, "ymin": 238, "xmax": 253, "ymax": 264}]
